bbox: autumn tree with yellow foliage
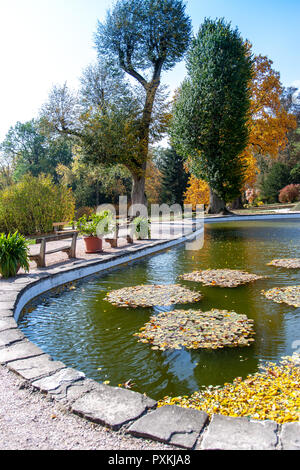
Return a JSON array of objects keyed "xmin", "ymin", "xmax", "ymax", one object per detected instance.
[{"xmin": 184, "ymin": 175, "xmax": 210, "ymax": 210}]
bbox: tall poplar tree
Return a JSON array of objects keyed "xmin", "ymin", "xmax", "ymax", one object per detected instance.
[{"xmin": 171, "ymin": 19, "xmax": 253, "ymax": 213}]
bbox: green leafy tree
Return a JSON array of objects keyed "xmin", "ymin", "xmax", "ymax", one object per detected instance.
[
  {"xmin": 57, "ymin": 152, "xmax": 132, "ymax": 208},
  {"xmin": 279, "ymin": 87, "xmax": 300, "ymax": 168},
  {"xmin": 155, "ymin": 146, "xmax": 189, "ymax": 205},
  {"xmin": 0, "ymin": 119, "xmax": 73, "ymax": 183},
  {"xmin": 170, "ymin": 18, "xmax": 253, "ymax": 213},
  {"xmin": 290, "ymin": 163, "xmax": 300, "ymax": 184}
]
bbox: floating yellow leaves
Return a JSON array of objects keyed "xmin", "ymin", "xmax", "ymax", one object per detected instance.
[
  {"xmin": 179, "ymin": 269, "xmax": 264, "ymax": 288},
  {"xmin": 267, "ymin": 259, "xmax": 300, "ymax": 269},
  {"xmin": 262, "ymin": 286, "xmax": 300, "ymax": 308},
  {"xmin": 134, "ymin": 309, "xmax": 255, "ymax": 351},
  {"xmin": 158, "ymin": 354, "xmax": 300, "ymax": 424},
  {"xmin": 104, "ymin": 284, "xmax": 202, "ymax": 308}
]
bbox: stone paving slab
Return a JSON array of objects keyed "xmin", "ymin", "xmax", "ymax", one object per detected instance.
[
  {"xmin": 0, "ymin": 301, "xmax": 19, "ymax": 311},
  {"xmin": 7, "ymin": 354, "xmax": 66, "ymax": 382},
  {"xmin": 280, "ymin": 422, "xmax": 300, "ymax": 450},
  {"xmin": 0, "ymin": 318, "xmax": 17, "ymax": 332},
  {"xmin": 199, "ymin": 414, "xmax": 279, "ymax": 450},
  {"xmin": 71, "ymin": 384, "xmax": 156, "ymax": 430},
  {"xmin": 0, "ymin": 328, "xmax": 25, "ymax": 347},
  {"xmin": 58, "ymin": 378, "xmax": 101, "ymax": 406},
  {"xmin": 0, "ymin": 309, "xmax": 14, "ymax": 318},
  {"xmin": 0, "ymin": 292, "xmax": 20, "ymax": 301},
  {"xmin": 0, "ymin": 339, "xmax": 45, "ymax": 364},
  {"xmin": 31, "ymin": 367, "xmax": 86, "ymax": 395},
  {"xmin": 128, "ymin": 405, "xmax": 209, "ymax": 449}
]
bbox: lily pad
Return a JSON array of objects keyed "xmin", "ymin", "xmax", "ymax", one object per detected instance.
[
  {"xmin": 104, "ymin": 284, "xmax": 202, "ymax": 308},
  {"xmin": 134, "ymin": 308, "xmax": 255, "ymax": 350},
  {"xmin": 180, "ymin": 269, "xmax": 264, "ymax": 288},
  {"xmin": 267, "ymin": 259, "xmax": 300, "ymax": 269},
  {"xmin": 262, "ymin": 285, "xmax": 300, "ymax": 308}
]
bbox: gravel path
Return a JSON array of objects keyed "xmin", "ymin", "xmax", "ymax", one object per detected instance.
[{"xmin": 0, "ymin": 365, "xmax": 175, "ymax": 450}]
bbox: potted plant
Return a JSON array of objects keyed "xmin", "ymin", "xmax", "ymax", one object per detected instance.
[
  {"xmin": 0, "ymin": 232, "xmax": 30, "ymax": 278},
  {"xmin": 132, "ymin": 216, "xmax": 151, "ymax": 240},
  {"xmin": 76, "ymin": 211, "xmax": 115, "ymax": 253}
]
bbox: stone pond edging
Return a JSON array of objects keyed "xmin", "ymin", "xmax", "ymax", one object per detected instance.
[{"xmin": 0, "ymin": 216, "xmax": 299, "ymax": 450}]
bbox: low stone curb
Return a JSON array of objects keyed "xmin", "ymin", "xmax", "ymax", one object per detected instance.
[{"xmin": 0, "ymin": 225, "xmax": 299, "ymax": 450}]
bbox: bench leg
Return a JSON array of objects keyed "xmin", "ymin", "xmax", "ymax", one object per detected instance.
[
  {"xmin": 69, "ymin": 233, "xmax": 78, "ymax": 259},
  {"xmin": 105, "ymin": 238, "xmax": 118, "ymax": 248},
  {"xmin": 36, "ymin": 239, "xmax": 46, "ymax": 268}
]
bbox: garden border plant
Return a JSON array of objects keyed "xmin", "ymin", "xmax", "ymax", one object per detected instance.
[{"xmin": 0, "ymin": 232, "xmax": 30, "ymax": 278}]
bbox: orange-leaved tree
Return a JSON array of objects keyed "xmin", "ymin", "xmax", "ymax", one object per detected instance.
[{"xmin": 241, "ymin": 45, "xmax": 297, "ymax": 188}]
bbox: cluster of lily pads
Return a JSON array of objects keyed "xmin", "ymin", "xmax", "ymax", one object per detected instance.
[
  {"xmin": 262, "ymin": 285, "xmax": 300, "ymax": 308},
  {"xmin": 158, "ymin": 354, "xmax": 300, "ymax": 424},
  {"xmin": 262, "ymin": 258, "xmax": 300, "ymax": 308},
  {"xmin": 104, "ymin": 268, "xmax": 264, "ymax": 350},
  {"xmin": 267, "ymin": 258, "xmax": 300, "ymax": 269},
  {"xmin": 179, "ymin": 269, "xmax": 264, "ymax": 288},
  {"xmin": 134, "ymin": 308, "xmax": 255, "ymax": 351},
  {"xmin": 104, "ymin": 284, "xmax": 202, "ymax": 308},
  {"xmin": 104, "ymin": 258, "xmax": 300, "ymax": 355}
]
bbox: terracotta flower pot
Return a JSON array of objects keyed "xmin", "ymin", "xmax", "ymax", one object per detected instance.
[{"xmin": 83, "ymin": 236, "xmax": 103, "ymax": 254}]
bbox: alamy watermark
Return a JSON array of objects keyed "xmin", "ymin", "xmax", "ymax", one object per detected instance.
[{"xmin": 94, "ymin": 196, "xmax": 205, "ymax": 251}]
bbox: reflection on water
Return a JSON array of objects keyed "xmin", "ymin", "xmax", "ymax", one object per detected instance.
[{"xmin": 19, "ymin": 220, "xmax": 300, "ymax": 400}]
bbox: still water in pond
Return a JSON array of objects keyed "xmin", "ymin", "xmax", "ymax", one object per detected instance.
[{"xmin": 19, "ymin": 220, "xmax": 300, "ymax": 400}]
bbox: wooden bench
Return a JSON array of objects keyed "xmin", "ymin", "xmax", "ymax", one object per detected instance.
[
  {"xmin": 104, "ymin": 217, "xmax": 134, "ymax": 248},
  {"xmin": 28, "ymin": 225, "xmax": 78, "ymax": 268}
]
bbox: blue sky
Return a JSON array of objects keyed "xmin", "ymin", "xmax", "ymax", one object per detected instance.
[{"xmin": 0, "ymin": 0, "xmax": 299, "ymax": 142}]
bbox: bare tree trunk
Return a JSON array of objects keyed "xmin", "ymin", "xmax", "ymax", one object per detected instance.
[{"xmin": 207, "ymin": 187, "xmax": 232, "ymax": 214}]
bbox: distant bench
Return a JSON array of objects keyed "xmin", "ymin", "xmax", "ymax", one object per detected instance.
[{"xmin": 28, "ymin": 223, "xmax": 78, "ymax": 268}]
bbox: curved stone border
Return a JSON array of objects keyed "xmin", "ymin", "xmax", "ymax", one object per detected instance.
[{"xmin": 0, "ymin": 217, "xmax": 300, "ymax": 450}]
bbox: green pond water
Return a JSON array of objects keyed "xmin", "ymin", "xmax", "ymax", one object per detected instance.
[{"xmin": 19, "ymin": 220, "xmax": 300, "ymax": 400}]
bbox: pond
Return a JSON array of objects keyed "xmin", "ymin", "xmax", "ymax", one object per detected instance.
[{"xmin": 18, "ymin": 219, "xmax": 300, "ymax": 401}]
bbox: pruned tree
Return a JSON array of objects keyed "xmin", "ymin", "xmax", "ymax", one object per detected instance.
[{"xmin": 94, "ymin": 0, "xmax": 192, "ymax": 205}]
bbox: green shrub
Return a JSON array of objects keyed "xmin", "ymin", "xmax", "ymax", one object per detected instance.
[
  {"xmin": 0, "ymin": 232, "xmax": 30, "ymax": 278},
  {"xmin": 260, "ymin": 163, "xmax": 291, "ymax": 203},
  {"xmin": 0, "ymin": 174, "xmax": 75, "ymax": 235}
]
